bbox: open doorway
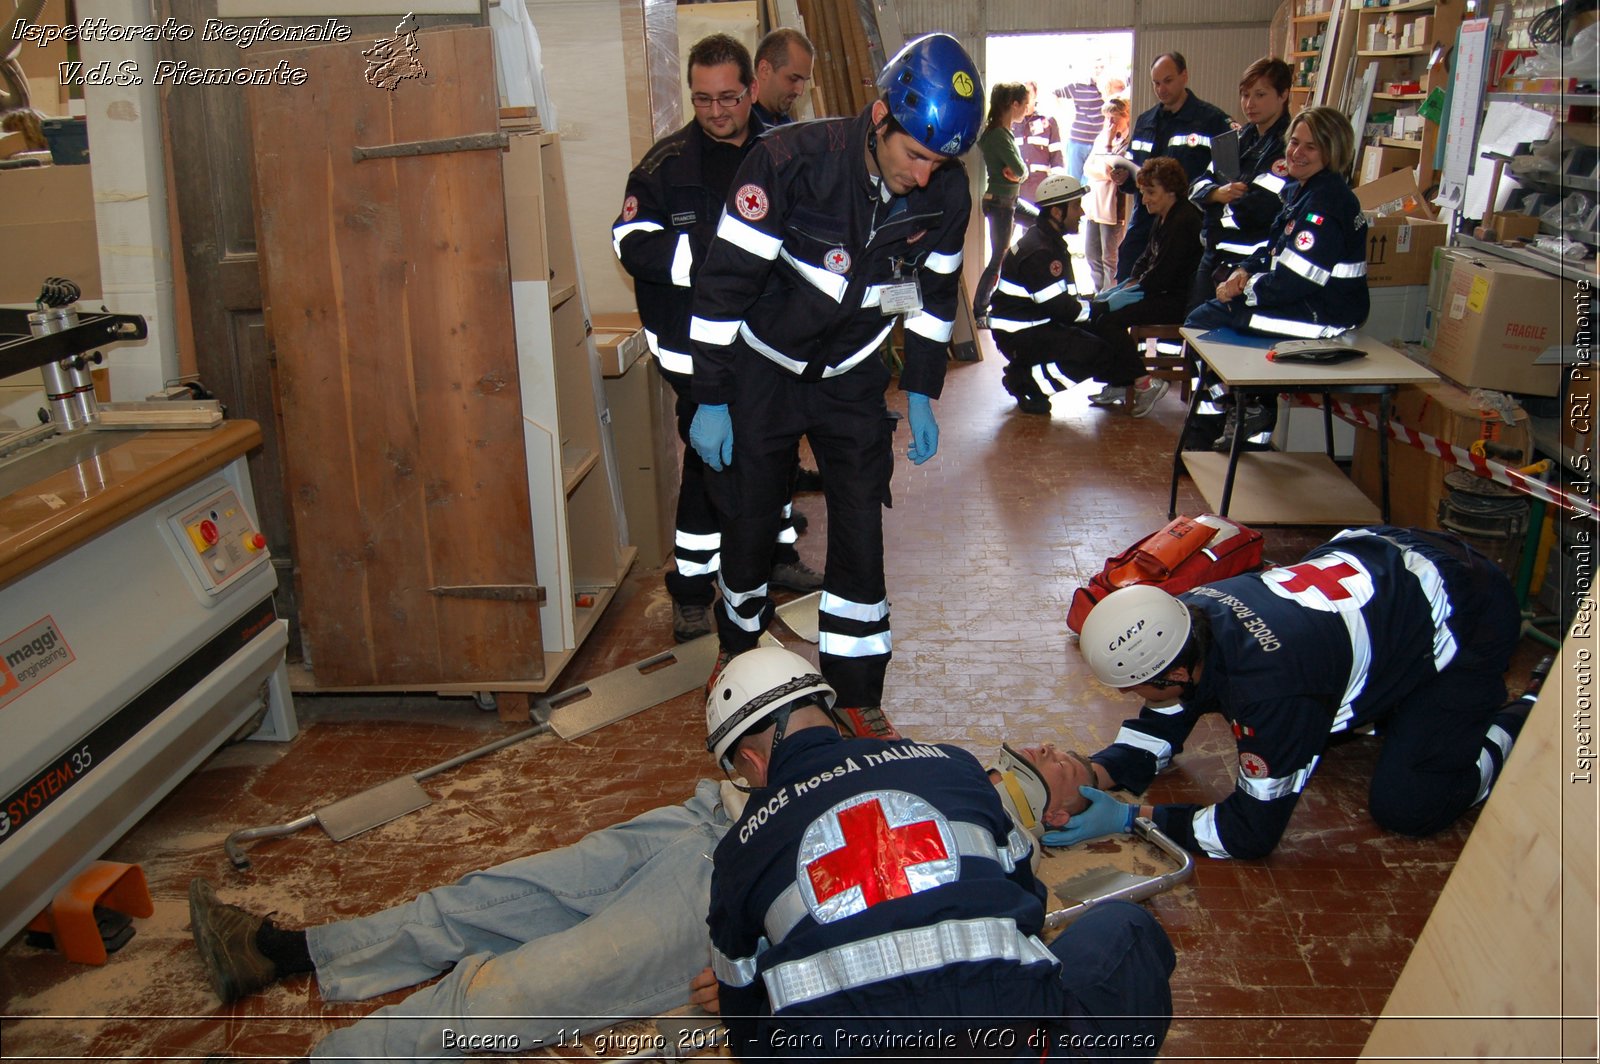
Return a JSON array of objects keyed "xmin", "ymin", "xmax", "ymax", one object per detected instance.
[{"xmin": 982, "ymin": 32, "xmax": 1135, "ymax": 271}]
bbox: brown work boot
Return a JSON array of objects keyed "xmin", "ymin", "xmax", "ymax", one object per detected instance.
[
  {"xmin": 706, "ymin": 648, "xmax": 734, "ymax": 700},
  {"xmin": 189, "ymin": 878, "xmax": 278, "ymax": 1004},
  {"xmin": 671, "ymin": 599, "xmax": 713, "ymax": 643},
  {"xmin": 770, "ymin": 558, "xmax": 824, "ymax": 592},
  {"xmin": 837, "ymin": 705, "xmax": 902, "ymax": 740}
]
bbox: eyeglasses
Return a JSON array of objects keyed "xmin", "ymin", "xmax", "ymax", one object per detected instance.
[{"xmin": 691, "ymin": 87, "xmax": 749, "ymax": 110}]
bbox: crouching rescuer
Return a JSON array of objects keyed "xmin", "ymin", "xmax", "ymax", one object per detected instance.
[{"xmin": 702, "ymin": 646, "xmax": 1176, "ymax": 1059}]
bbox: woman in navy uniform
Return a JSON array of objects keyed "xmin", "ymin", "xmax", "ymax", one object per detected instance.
[
  {"xmin": 1185, "ymin": 106, "xmax": 1370, "ymax": 339},
  {"xmin": 1185, "ymin": 57, "xmax": 1294, "ymax": 312},
  {"xmin": 1183, "ymin": 106, "xmax": 1370, "ymax": 450}
]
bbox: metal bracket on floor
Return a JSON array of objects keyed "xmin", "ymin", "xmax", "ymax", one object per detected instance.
[
  {"xmin": 774, "ymin": 591, "xmax": 820, "ymax": 644},
  {"xmin": 1043, "ymin": 818, "xmax": 1195, "ymax": 931}
]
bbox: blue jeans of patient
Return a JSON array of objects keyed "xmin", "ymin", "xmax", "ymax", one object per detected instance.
[{"xmin": 308, "ymin": 780, "xmax": 727, "ymax": 1060}]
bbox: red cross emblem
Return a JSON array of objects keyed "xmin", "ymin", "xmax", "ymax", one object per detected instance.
[
  {"xmin": 1240, "ymin": 752, "xmax": 1270, "ymax": 779},
  {"xmin": 1187, "ymin": 133, "xmax": 1200, "ymax": 146},
  {"xmin": 1049, "ymin": 259, "xmax": 1063, "ymax": 277},
  {"xmin": 620, "ymin": 195, "xmax": 638, "ymax": 222},
  {"xmin": 1272, "ymin": 158, "xmax": 1289, "ymax": 176},
  {"xmin": 800, "ymin": 793, "xmax": 955, "ymax": 921},
  {"xmin": 824, "ymin": 247, "xmax": 851, "ymax": 274},
  {"xmin": 1265, "ymin": 558, "xmax": 1371, "ymax": 610},
  {"xmin": 1294, "ymin": 229, "xmax": 1316, "ymax": 252},
  {"xmin": 735, "ymin": 183, "xmax": 769, "ymax": 221}
]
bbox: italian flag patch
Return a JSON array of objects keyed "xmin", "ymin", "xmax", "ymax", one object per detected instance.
[{"xmin": 1305, "ymin": 213, "xmax": 1325, "ymax": 225}]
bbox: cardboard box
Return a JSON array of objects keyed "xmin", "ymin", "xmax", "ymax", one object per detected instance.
[
  {"xmin": 1351, "ymin": 378, "xmax": 1532, "ymax": 529},
  {"xmin": 1424, "ymin": 246, "xmax": 1475, "ymax": 347},
  {"xmin": 1360, "ymin": 145, "xmax": 1417, "ymax": 184},
  {"xmin": 590, "ymin": 310, "xmax": 647, "ymax": 378},
  {"xmin": 1355, "ymin": 169, "xmax": 1448, "ymax": 286},
  {"xmin": 0, "ymin": 164, "xmax": 101, "ymax": 304},
  {"xmin": 1481, "ymin": 211, "xmax": 1542, "ymax": 241},
  {"xmin": 1363, "ymin": 216, "xmax": 1448, "ymax": 286},
  {"xmin": 1365, "ymin": 284, "xmax": 1428, "ymax": 343},
  {"xmin": 1429, "ymin": 257, "xmax": 1572, "ymax": 397},
  {"xmin": 602, "ymin": 356, "xmax": 679, "ymax": 567}
]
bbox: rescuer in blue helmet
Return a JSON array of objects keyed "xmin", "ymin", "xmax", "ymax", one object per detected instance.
[{"xmin": 686, "ymin": 34, "xmax": 984, "ymax": 739}]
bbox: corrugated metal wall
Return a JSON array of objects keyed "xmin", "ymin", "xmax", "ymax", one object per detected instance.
[{"xmin": 896, "ymin": 0, "xmax": 1285, "ymax": 122}]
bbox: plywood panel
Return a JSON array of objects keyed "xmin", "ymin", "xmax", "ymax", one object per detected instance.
[
  {"xmin": 250, "ymin": 26, "xmax": 541, "ymax": 687},
  {"xmin": 1361, "ymin": 621, "xmax": 1598, "ymax": 1060}
]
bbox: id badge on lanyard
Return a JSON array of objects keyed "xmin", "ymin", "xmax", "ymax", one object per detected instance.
[{"xmin": 880, "ymin": 257, "xmax": 922, "ymax": 316}]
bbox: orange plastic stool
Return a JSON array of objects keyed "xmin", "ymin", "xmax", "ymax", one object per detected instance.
[{"xmin": 25, "ymin": 861, "xmax": 153, "ymax": 965}]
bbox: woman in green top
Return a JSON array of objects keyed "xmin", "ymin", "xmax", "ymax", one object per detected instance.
[{"xmin": 976, "ymin": 81, "xmax": 1030, "ymax": 319}]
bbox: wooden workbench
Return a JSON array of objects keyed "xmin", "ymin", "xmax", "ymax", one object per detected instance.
[{"xmin": 0, "ymin": 421, "xmax": 261, "ymax": 589}]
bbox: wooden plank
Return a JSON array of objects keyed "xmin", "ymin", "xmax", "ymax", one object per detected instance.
[
  {"xmin": 1361, "ymin": 626, "xmax": 1598, "ymax": 1060},
  {"xmin": 1180, "ymin": 451, "xmax": 1382, "ymax": 525},
  {"xmin": 250, "ymin": 27, "xmax": 541, "ymax": 687},
  {"xmin": 834, "ymin": 0, "xmax": 875, "ymax": 113},
  {"xmin": 92, "ymin": 401, "xmax": 223, "ymax": 428},
  {"xmin": 804, "ymin": 0, "xmax": 848, "ymax": 117},
  {"xmin": 385, "ymin": 29, "xmax": 541, "ymax": 685}
]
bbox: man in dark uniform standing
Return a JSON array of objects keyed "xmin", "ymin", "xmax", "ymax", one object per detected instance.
[
  {"xmin": 1112, "ymin": 52, "xmax": 1231, "ymax": 282},
  {"xmin": 1064, "ymin": 527, "xmax": 1530, "ymax": 860},
  {"xmin": 686, "ymin": 35, "xmax": 980, "ymax": 738},
  {"xmin": 702, "ymin": 647, "xmax": 1175, "ymax": 1060},
  {"xmin": 612, "ymin": 34, "xmax": 819, "ymax": 645},
  {"xmin": 751, "ymin": 27, "xmax": 815, "ymax": 127}
]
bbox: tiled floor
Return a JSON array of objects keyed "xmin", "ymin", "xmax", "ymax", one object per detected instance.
[{"xmin": 0, "ymin": 336, "xmax": 1546, "ymax": 1061}]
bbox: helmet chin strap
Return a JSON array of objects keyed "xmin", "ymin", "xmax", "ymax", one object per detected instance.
[
  {"xmin": 867, "ymin": 117, "xmax": 894, "ymax": 198},
  {"xmin": 719, "ymin": 703, "xmax": 799, "ymax": 791}
]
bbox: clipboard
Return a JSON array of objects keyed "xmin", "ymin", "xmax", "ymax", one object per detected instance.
[{"xmin": 1210, "ymin": 127, "xmax": 1241, "ymax": 182}]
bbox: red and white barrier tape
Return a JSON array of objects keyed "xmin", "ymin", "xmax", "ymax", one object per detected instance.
[{"xmin": 1291, "ymin": 394, "xmax": 1598, "ymax": 521}]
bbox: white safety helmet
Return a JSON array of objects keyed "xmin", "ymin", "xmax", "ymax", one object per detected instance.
[
  {"xmin": 1078, "ymin": 585, "xmax": 1192, "ymax": 688},
  {"xmin": 1033, "ymin": 173, "xmax": 1087, "ymax": 209},
  {"xmin": 705, "ymin": 647, "xmax": 836, "ymax": 774},
  {"xmin": 989, "ymin": 743, "xmax": 1052, "ymax": 840}
]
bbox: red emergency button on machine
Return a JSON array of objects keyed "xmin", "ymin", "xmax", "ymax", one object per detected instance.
[
  {"xmin": 185, "ymin": 519, "xmax": 220, "ymax": 553},
  {"xmin": 242, "ymin": 532, "xmax": 267, "ymax": 553}
]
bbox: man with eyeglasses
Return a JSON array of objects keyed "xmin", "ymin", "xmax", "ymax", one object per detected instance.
[
  {"xmin": 686, "ymin": 35, "xmax": 983, "ymax": 741},
  {"xmin": 1065, "ymin": 527, "xmax": 1533, "ymax": 861},
  {"xmin": 613, "ymin": 33, "xmax": 821, "ymax": 646},
  {"xmin": 752, "ymin": 27, "xmax": 815, "ymax": 126}
]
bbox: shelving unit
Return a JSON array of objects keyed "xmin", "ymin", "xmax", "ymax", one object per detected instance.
[
  {"xmin": 1318, "ymin": 0, "xmax": 1465, "ymax": 186},
  {"xmin": 1476, "ymin": 91, "xmax": 1599, "ymax": 248},
  {"xmin": 504, "ymin": 132, "xmax": 636, "ymax": 677},
  {"xmin": 1287, "ymin": 2, "xmax": 1336, "ymax": 107},
  {"xmin": 1341, "ymin": 0, "xmax": 1464, "ymax": 190}
]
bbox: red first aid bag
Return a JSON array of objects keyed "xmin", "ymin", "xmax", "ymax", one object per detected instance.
[{"xmin": 1066, "ymin": 514, "xmax": 1265, "ymax": 633}]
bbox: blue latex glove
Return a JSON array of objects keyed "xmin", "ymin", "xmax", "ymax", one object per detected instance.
[
  {"xmin": 1098, "ymin": 280, "xmax": 1129, "ymax": 298},
  {"xmin": 1105, "ymin": 285, "xmax": 1146, "ymax": 313},
  {"xmin": 905, "ymin": 392, "xmax": 938, "ymax": 465},
  {"xmin": 689, "ymin": 404, "xmax": 733, "ymax": 472},
  {"xmin": 1040, "ymin": 786, "xmax": 1137, "ymax": 848}
]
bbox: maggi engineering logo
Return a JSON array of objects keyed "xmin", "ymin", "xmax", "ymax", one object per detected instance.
[
  {"xmin": 363, "ymin": 12, "xmax": 426, "ymax": 91},
  {"xmin": 0, "ymin": 617, "xmax": 75, "ymax": 709}
]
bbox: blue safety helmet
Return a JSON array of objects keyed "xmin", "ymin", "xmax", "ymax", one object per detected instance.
[{"xmin": 876, "ymin": 33, "xmax": 983, "ymax": 158}]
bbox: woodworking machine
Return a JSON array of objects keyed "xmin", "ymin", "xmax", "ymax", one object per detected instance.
[{"xmin": 0, "ymin": 300, "xmax": 296, "ymax": 950}]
